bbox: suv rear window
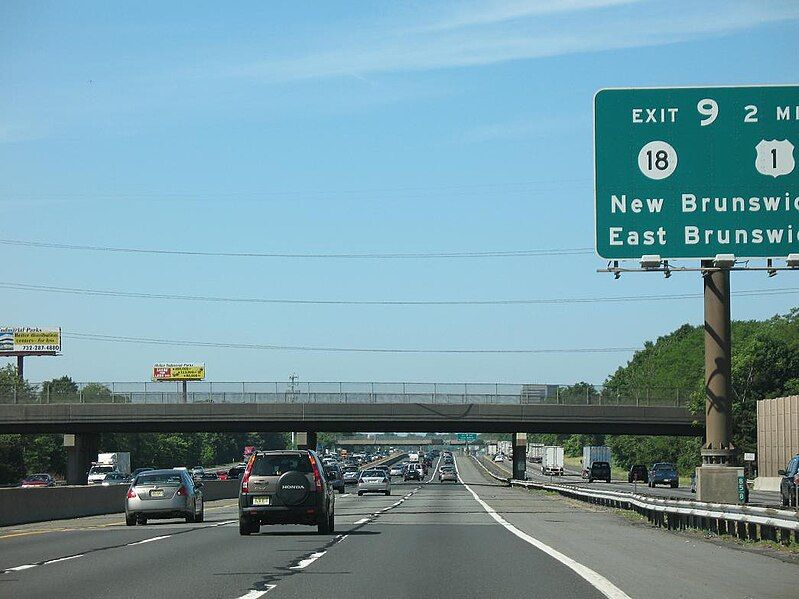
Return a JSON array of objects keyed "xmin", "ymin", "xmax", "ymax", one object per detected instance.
[{"xmin": 252, "ymin": 454, "xmax": 313, "ymax": 476}]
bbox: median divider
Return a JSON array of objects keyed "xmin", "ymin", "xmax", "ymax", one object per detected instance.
[{"xmin": 0, "ymin": 479, "xmax": 240, "ymax": 527}]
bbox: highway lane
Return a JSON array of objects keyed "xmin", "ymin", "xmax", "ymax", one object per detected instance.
[
  {"xmin": 1, "ymin": 455, "xmax": 795, "ymax": 598},
  {"xmin": 495, "ymin": 456, "xmax": 782, "ymax": 506},
  {"xmin": 466, "ymin": 455, "xmax": 795, "ymax": 598}
]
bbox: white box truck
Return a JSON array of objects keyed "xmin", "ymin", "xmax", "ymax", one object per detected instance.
[
  {"xmin": 486, "ymin": 443, "xmax": 498, "ymax": 456},
  {"xmin": 87, "ymin": 452, "xmax": 131, "ymax": 484},
  {"xmin": 528, "ymin": 444, "xmax": 545, "ymax": 463},
  {"xmin": 408, "ymin": 452, "xmax": 420, "ymax": 463},
  {"xmin": 541, "ymin": 446, "xmax": 564, "ymax": 475},
  {"xmin": 581, "ymin": 446, "xmax": 611, "ymax": 478}
]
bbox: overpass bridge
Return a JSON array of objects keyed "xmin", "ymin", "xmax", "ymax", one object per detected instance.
[{"xmin": 0, "ymin": 380, "xmax": 700, "ymax": 483}]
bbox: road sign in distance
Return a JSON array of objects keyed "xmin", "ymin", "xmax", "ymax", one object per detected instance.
[{"xmin": 595, "ymin": 85, "xmax": 798, "ymax": 260}]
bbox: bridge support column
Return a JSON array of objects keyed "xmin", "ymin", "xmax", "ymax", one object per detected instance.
[
  {"xmin": 512, "ymin": 433, "xmax": 527, "ymax": 480},
  {"xmin": 296, "ymin": 432, "xmax": 317, "ymax": 451},
  {"xmin": 64, "ymin": 433, "xmax": 100, "ymax": 485}
]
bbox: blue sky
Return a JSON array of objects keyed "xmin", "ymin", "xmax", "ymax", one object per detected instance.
[{"xmin": 1, "ymin": 1, "xmax": 798, "ymax": 385}]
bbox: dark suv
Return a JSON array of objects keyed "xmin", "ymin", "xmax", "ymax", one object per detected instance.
[
  {"xmin": 589, "ymin": 461, "xmax": 611, "ymax": 483},
  {"xmin": 778, "ymin": 454, "xmax": 799, "ymax": 507},
  {"xmin": 238, "ymin": 450, "xmax": 335, "ymax": 536}
]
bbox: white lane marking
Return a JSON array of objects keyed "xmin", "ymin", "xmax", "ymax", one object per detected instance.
[
  {"xmin": 43, "ymin": 554, "xmax": 83, "ymax": 565},
  {"xmin": 210, "ymin": 520, "xmax": 236, "ymax": 527},
  {"xmin": 235, "ymin": 586, "xmax": 276, "ymax": 599},
  {"xmin": 354, "ymin": 518, "xmax": 370, "ymax": 524},
  {"xmin": 340, "ymin": 494, "xmax": 350, "ymax": 498},
  {"xmin": 290, "ymin": 551, "xmax": 326, "ymax": 570},
  {"xmin": 126, "ymin": 535, "xmax": 171, "ymax": 546},
  {"xmin": 6, "ymin": 564, "xmax": 37, "ymax": 571},
  {"xmin": 457, "ymin": 463, "xmax": 632, "ymax": 599}
]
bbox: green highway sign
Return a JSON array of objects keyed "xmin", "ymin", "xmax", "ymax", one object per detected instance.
[
  {"xmin": 595, "ymin": 85, "xmax": 798, "ymax": 260},
  {"xmin": 457, "ymin": 433, "xmax": 477, "ymax": 442}
]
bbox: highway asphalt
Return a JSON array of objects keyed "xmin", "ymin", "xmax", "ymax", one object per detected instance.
[{"xmin": 0, "ymin": 455, "xmax": 794, "ymax": 598}]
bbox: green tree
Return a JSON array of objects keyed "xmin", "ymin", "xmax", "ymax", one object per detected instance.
[
  {"xmin": 41, "ymin": 375, "xmax": 79, "ymax": 403},
  {"xmin": 0, "ymin": 435, "xmax": 26, "ymax": 483}
]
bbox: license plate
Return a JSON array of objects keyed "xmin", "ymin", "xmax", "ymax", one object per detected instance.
[
  {"xmin": 252, "ymin": 496, "xmax": 270, "ymax": 506},
  {"xmin": 150, "ymin": 489, "xmax": 165, "ymax": 498},
  {"xmin": 663, "ymin": 479, "xmax": 671, "ymax": 482}
]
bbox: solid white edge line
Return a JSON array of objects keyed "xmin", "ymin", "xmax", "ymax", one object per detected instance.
[
  {"xmin": 6, "ymin": 564, "xmax": 37, "ymax": 571},
  {"xmin": 235, "ymin": 586, "xmax": 276, "ymax": 599},
  {"xmin": 43, "ymin": 554, "xmax": 84, "ymax": 565},
  {"xmin": 126, "ymin": 535, "xmax": 171, "ymax": 546},
  {"xmin": 354, "ymin": 518, "xmax": 370, "ymax": 524},
  {"xmin": 458, "ymin": 461, "xmax": 632, "ymax": 599},
  {"xmin": 290, "ymin": 551, "xmax": 326, "ymax": 570}
]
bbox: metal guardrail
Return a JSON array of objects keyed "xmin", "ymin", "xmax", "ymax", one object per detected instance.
[
  {"xmin": 469, "ymin": 456, "xmax": 798, "ymax": 543},
  {"xmin": 0, "ymin": 381, "xmax": 693, "ymax": 407},
  {"xmin": 512, "ymin": 478, "xmax": 799, "ymax": 544}
]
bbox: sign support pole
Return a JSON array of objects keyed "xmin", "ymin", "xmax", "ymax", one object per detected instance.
[
  {"xmin": 181, "ymin": 380, "xmax": 188, "ymax": 404},
  {"xmin": 696, "ymin": 260, "xmax": 745, "ymax": 502},
  {"xmin": 16, "ymin": 355, "xmax": 24, "ymax": 383},
  {"xmin": 701, "ymin": 260, "xmax": 734, "ymax": 466}
]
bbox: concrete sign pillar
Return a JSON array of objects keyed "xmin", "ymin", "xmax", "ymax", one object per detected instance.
[
  {"xmin": 64, "ymin": 432, "xmax": 100, "ymax": 485},
  {"xmin": 512, "ymin": 432, "xmax": 527, "ymax": 480},
  {"xmin": 296, "ymin": 431, "xmax": 318, "ymax": 451}
]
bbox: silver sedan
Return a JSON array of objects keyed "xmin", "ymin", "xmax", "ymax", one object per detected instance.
[
  {"xmin": 357, "ymin": 469, "xmax": 391, "ymax": 496},
  {"xmin": 125, "ymin": 469, "xmax": 204, "ymax": 525}
]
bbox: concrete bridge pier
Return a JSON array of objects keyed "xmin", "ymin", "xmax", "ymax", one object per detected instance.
[
  {"xmin": 512, "ymin": 432, "xmax": 527, "ymax": 480},
  {"xmin": 64, "ymin": 433, "xmax": 100, "ymax": 485},
  {"xmin": 295, "ymin": 431, "xmax": 318, "ymax": 451}
]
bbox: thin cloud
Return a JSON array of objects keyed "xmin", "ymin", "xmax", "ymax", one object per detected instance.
[
  {"xmin": 222, "ymin": 2, "xmax": 799, "ymax": 82},
  {"xmin": 416, "ymin": 0, "xmax": 642, "ymax": 32}
]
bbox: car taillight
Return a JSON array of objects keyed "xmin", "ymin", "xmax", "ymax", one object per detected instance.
[
  {"xmin": 176, "ymin": 485, "xmax": 189, "ymax": 496},
  {"xmin": 241, "ymin": 454, "xmax": 255, "ymax": 493},
  {"xmin": 309, "ymin": 454, "xmax": 323, "ymax": 492},
  {"xmin": 127, "ymin": 488, "xmax": 137, "ymax": 499}
]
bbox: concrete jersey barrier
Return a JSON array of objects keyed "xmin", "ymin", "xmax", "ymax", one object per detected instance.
[{"xmin": 0, "ymin": 479, "xmax": 240, "ymax": 527}]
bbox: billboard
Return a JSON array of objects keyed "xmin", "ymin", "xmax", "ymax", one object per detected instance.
[
  {"xmin": 152, "ymin": 363, "xmax": 206, "ymax": 381},
  {"xmin": 0, "ymin": 327, "xmax": 61, "ymax": 354},
  {"xmin": 595, "ymin": 85, "xmax": 798, "ymax": 260}
]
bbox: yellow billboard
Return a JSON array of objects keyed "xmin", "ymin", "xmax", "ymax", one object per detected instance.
[
  {"xmin": 152, "ymin": 363, "xmax": 206, "ymax": 381},
  {"xmin": 0, "ymin": 327, "xmax": 61, "ymax": 353}
]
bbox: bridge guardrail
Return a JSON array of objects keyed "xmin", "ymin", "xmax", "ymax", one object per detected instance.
[{"xmin": 0, "ymin": 381, "xmax": 693, "ymax": 407}]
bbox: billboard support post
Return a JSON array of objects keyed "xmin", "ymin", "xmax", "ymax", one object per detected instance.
[
  {"xmin": 16, "ymin": 356, "xmax": 23, "ymax": 384},
  {"xmin": 182, "ymin": 380, "xmax": 188, "ymax": 404}
]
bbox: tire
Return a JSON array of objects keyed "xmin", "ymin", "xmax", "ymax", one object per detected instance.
[
  {"xmin": 137, "ymin": 516, "xmax": 148, "ymax": 525},
  {"xmin": 125, "ymin": 514, "xmax": 136, "ymax": 526},
  {"xmin": 338, "ymin": 487, "xmax": 345, "ymax": 494},
  {"xmin": 671, "ymin": 482, "xmax": 678, "ymax": 489},
  {"xmin": 782, "ymin": 493, "xmax": 789, "ymax": 507},
  {"xmin": 185, "ymin": 512, "xmax": 196, "ymax": 524},
  {"xmin": 588, "ymin": 478, "xmax": 593, "ymax": 483},
  {"xmin": 357, "ymin": 491, "xmax": 363, "ymax": 496},
  {"xmin": 195, "ymin": 507, "xmax": 204, "ymax": 523},
  {"xmin": 318, "ymin": 512, "xmax": 332, "ymax": 534},
  {"xmin": 328, "ymin": 510, "xmax": 335, "ymax": 534},
  {"xmin": 385, "ymin": 490, "xmax": 391, "ymax": 496},
  {"xmin": 239, "ymin": 517, "xmax": 252, "ymax": 536}
]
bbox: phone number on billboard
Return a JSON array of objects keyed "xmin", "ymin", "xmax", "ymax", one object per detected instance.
[{"xmin": 17, "ymin": 345, "xmax": 60, "ymax": 351}]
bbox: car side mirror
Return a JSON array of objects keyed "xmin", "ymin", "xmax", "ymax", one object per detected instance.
[
  {"xmin": 195, "ymin": 482, "xmax": 203, "ymax": 489},
  {"xmin": 778, "ymin": 469, "xmax": 786, "ymax": 476}
]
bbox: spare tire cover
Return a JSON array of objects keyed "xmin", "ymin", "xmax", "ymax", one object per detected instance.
[{"xmin": 276, "ymin": 471, "xmax": 311, "ymax": 505}]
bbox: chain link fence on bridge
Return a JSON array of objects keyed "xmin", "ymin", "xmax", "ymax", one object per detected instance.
[{"xmin": 0, "ymin": 381, "xmax": 694, "ymax": 407}]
